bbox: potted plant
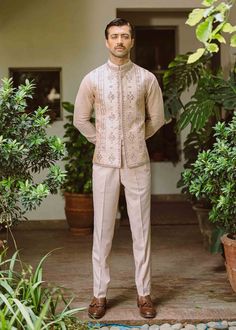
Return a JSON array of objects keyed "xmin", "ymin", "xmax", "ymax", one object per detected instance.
[
  {"xmin": 182, "ymin": 112, "xmax": 236, "ymax": 291},
  {"xmin": 0, "ymin": 78, "xmax": 65, "ymax": 231},
  {"xmin": 0, "ymin": 79, "xmax": 87, "ymax": 328},
  {"xmin": 164, "ymin": 0, "xmax": 236, "ymax": 160},
  {"xmin": 163, "ymin": 0, "xmax": 236, "ymax": 248},
  {"xmin": 62, "ymin": 102, "xmax": 95, "ymax": 235}
]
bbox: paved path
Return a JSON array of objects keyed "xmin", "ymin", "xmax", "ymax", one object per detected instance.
[{"xmin": 2, "ymin": 220, "xmax": 235, "ymax": 324}]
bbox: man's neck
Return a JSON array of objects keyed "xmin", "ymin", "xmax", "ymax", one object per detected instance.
[{"xmin": 109, "ymin": 55, "xmax": 130, "ymax": 66}]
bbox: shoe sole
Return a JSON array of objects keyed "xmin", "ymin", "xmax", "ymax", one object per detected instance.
[
  {"xmin": 140, "ymin": 312, "xmax": 156, "ymax": 318},
  {"xmin": 88, "ymin": 312, "xmax": 105, "ymax": 319}
]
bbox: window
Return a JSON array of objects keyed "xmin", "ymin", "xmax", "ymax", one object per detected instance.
[{"xmin": 9, "ymin": 67, "xmax": 62, "ymax": 121}]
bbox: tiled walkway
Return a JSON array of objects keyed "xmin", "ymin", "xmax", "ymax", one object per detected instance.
[{"xmin": 1, "ymin": 202, "xmax": 236, "ymax": 324}]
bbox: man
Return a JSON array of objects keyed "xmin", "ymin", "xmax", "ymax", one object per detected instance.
[{"xmin": 74, "ymin": 18, "xmax": 165, "ymax": 319}]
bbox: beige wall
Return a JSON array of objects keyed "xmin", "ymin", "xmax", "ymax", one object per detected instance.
[{"xmin": 0, "ymin": 0, "xmax": 234, "ymax": 220}]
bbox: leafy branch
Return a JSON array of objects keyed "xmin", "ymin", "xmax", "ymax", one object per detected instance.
[
  {"xmin": 186, "ymin": 0, "xmax": 236, "ymax": 63},
  {"xmin": 0, "ymin": 78, "xmax": 66, "ymax": 227}
]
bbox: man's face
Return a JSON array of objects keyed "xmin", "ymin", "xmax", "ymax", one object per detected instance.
[{"xmin": 106, "ymin": 25, "xmax": 134, "ymax": 59}]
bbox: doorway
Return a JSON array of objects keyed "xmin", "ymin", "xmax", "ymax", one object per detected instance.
[{"xmin": 117, "ymin": 10, "xmax": 191, "ymax": 163}]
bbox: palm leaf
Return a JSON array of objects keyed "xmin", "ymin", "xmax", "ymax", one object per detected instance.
[
  {"xmin": 178, "ymin": 99, "xmax": 215, "ymax": 131},
  {"xmin": 163, "ymin": 53, "xmax": 211, "ymax": 118}
]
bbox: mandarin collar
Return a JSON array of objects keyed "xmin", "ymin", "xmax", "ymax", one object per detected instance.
[{"xmin": 107, "ymin": 59, "xmax": 133, "ymax": 73}]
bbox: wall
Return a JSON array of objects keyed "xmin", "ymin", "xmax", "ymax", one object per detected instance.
[{"xmin": 0, "ymin": 0, "xmax": 234, "ymax": 220}]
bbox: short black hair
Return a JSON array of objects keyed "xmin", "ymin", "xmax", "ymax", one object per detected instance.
[{"xmin": 105, "ymin": 18, "xmax": 135, "ymax": 39}]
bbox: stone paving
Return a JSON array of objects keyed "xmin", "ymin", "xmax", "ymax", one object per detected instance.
[
  {"xmin": 96, "ymin": 322, "xmax": 236, "ymax": 330},
  {"xmin": 1, "ymin": 201, "xmax": 236, "ymax": 324}
]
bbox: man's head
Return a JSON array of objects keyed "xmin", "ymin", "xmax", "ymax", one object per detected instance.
[
  {"xmin": 105, "ymin": 18, "xmax": 135, "ymax": 40},
  {"xmin": 105, "ymin": 18, "xmax": 135, "ymax": 61}
]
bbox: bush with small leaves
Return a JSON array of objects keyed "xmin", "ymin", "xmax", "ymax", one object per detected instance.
[
  {"xmin": 62, "ymin": 102, "xmax": 94, "ymax": 194},
  {"xmin": 0, "ymin": 78, "xmax": 66, "ymax": 228},
  {"xmin": 183, "ymin": 112, "xmax": 236, "ymax": 233}
]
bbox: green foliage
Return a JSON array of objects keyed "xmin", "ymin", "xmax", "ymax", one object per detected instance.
[
  {"xmin": 186, "ymin": 0, "xmax": 236, "ymax": 63},
  {"xmin": 62, "ymin": 102, "xmax": 94, "ymax": 194},
  {"xmin": 164, "ymin": 0, "xmax": 236, "ymax": 198},
  {"xmin": 163, "ymin": 52, "xmax": 211, "ymax": 119},
  {"xmin": 0, "ymin": 78, "xmax": 65, "ymax": 228},
  {"xmin": 0, "ymin": 248, "xmax": 86, "ymax": 329},
  {"xmin": 182, "ymin": 112, "xmax": 236, "ymax": 233},
  {"xmin": 177, "ymin": 123, "xmax": 215, "ymax": 200},
  {"xmin": 188, "ymin": 48, "xmax": 206, "ymax": 64},
  {"xmin": 164, "ymin": 54, "xmax": 236, "ymax": 133},
  {"xmin": 177, "ymin": 71, "xmax": 236, "ymax": 131}
]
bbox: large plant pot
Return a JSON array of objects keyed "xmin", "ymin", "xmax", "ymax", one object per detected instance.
[
  {"xmin": 221, "ymin": 234, "xmax": 236, "ymax": 293},
  {"xmin": 193, "ymin": 205, "xmax": 215, "ymax": 250},
  {"xmin": 64, "ymin": 193, "xmax": 93, "ymax": 236}
]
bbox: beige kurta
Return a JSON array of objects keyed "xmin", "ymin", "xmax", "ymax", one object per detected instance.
[{"xmin": 74, "ymin": 60, "xmax": 165, "ymax": 168}]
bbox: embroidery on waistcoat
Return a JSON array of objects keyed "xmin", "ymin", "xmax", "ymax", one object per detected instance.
[
  {"xmin": 107, "ymin": 67, "xmax": 119, "ymax": 167},
  {"xmin": 108, "ymin": 153, "xmax": 115, "ymax": 163},
  {"xmin": 108, "ymin": 112, "xmax": 116, "ymax": 121},
  {"xmin": 107, "ymin": 73, "xmax": 113, "ymax": 82},
  {"xmin": 107, "ymin": 70, "xmax": 117, "ymax": 122},
  {"xmin": 116, "ymin": 69, "xmax": 121, "ymax": 166},
  {"xmin": 96, "ymin": 151, "xmax": 102, "ymax": 161},
  {"xmin": 127, "ymin": 132, "xmax": 135, "ymax": 142},
  {"xmin": 125, "ymin": 72, "xmax": 133, "ymax": 83},
  {"xmin": 127, "ymin": 91, "xmax": 134, "ymax": 103},
  {"xmin": 97, "ymin": 67, "xmax": 106, "ymax": 153},
  {"xmin": 135, "ymin": 66, "xmax": 142, "ymax": 109},
  {"xmin": 135, "ymin": 67, "xmax": 144, "ymax": 151},
  {"xmin": 125, "ymin": 66, "xmax": 146, "ymax": 166},
  {"xmin": 108, "ymin": 131, "xmax": 116, "ymax": 142},
  {"xmin": 125, "ymin": 66, "xmax": 139, "ymax": 164},
  {"xmin": 108, "ymin": 90, "xmax": 115, "ymax": 103}
]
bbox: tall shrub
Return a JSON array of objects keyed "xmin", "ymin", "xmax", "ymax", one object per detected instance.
[{"xmin": 0, "ymin": 78, "xmax": 65, "ymax": 228}]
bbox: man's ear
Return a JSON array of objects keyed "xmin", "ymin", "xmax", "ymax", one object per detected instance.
[
  {"xmin": 131, "ymin": 38, "xmax": 134, "ymax": 48},
  {"xmin": 105, "ymin": 39, "xmax": 109, "ymax": 49}
]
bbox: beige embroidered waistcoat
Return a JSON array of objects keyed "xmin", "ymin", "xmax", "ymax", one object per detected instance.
[{"xmin": 74, "ymin": 60, "xmax": 165, "ymax": 168}]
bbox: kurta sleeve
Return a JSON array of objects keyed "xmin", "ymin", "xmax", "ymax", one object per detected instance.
[
  {"xmin": 145, "ymin": 75, "xmax": 165, "ymax": 140},
  {"xmin": 73, "ymin": 74, "xmax": 96, "ymax": 144}
]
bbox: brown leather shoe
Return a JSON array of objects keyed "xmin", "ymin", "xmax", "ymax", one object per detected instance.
[
  {"xmin": 137, "ymin": 295, "xmax": 156, "ymax": 318},
  {"xmin": 88, "ymin": 296, "xmax": 107, "ymax": 319}
]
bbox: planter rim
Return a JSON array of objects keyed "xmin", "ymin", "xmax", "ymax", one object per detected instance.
[
  {"xmin": 64, "ymin": 192, "xmax": 93, "ymax": 197},
  {"xmin": 221, "ymin": 233, "xmax": 236, "ymax": 246},
  {"xmin": 192, "ymin": 205, "xmax": 211, "ymax": 212}
]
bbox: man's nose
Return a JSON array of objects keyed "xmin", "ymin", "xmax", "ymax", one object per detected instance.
[{"xmin": 117, "ymin": 35, "xmax": 123, "ymax": 44}]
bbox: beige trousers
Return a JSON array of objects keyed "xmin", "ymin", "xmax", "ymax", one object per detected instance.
[{"xmin": 92, "ymin": 146, "xmax": 151, "ymax": 298}]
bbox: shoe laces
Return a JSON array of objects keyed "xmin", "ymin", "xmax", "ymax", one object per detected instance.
[{"xmin": 142, "ymin": 301, "xmax": 152, "ymax": 307}]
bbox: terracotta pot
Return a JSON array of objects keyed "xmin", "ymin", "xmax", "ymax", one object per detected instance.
[
  {"xmin": 64, "ymin": 192, "xmax": 93, "ymax": 236},
  {"xmin": 221, "ymin": 234, "xmax": 236, "ymax": 293},
  {"xmin": 192, "ymin": 205, "xmax": 214, "ymax": 250}
]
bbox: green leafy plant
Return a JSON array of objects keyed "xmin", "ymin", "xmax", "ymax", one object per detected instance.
[
  {"xmin": 164, "ymin": 0, "xmax": 236, "ymax": 131},
  {"xmin": 62, "ymin": 102, "xmax": 94, "ymax": 194},
  {"xmin": 164, "ymin": 52, "xmax": 236, "ymax": 135},
  {"xmin": 163, "ymin": 2, "xmax": 236, "ymax": 255},
  {"xmin": 163, "ymin": 52, "xmax": 211, "ymax": 121},
  {"xmin": 0, "ymin": 80, "xmax": 92, "ymax": 329},
  {"xmin": 177, "ymin": 69, "xmax": 236, "ymax": 132},
  {"xmin": 0, "ymin": 247, "xmax": 86, "ymax": 329},
  {"xmin": 176, "ymin": 124, "xmax": 215, "ymax": 202},
  {"xmin": 0, "ymin": 78, "xmax": 65, "ymax": 228},
  {"xmin": 186, "ymin": 0, "xmax": 236, "ymax": 63},
  {"xmin": 163, "ymin": 1, "xmax": 236, "ymax": 198},
  {"xmin": 182, "ymin": 112, "xmax": 236, "ymax": 234}
]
